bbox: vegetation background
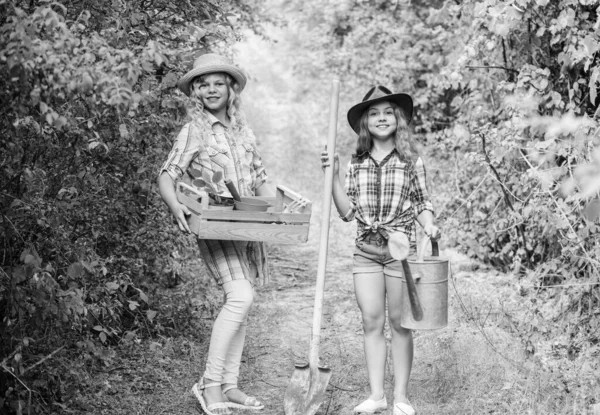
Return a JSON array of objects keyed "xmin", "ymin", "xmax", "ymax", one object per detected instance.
[{"xmin": 1, "ymin": 0, "xmax": 599, "ymax": 413}]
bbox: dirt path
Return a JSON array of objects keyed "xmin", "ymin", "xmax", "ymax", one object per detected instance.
[
  {"xmin": 218, "ymin": 218, "xmax": 531, "ymax": 415},
  {"xmin": 92, "ymin": 212, "xmax": 561, "ymax": 415}
]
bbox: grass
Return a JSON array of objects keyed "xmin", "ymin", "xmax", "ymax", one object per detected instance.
[{"xmin": 39, "ymin": 218, "xmax": 598, "ymax": 415}]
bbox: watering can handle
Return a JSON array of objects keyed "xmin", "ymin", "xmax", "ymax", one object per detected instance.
[{"xmin": 417, "ymin": 236, "xmax": 440, "ymax": 262}]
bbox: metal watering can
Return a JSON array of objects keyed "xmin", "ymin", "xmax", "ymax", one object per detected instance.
[{"xmin": 400, "ymin": 237, "xmax": 449, "ymax": 330}]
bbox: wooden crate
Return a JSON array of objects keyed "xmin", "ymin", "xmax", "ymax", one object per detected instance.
[{"xmin": 176, "ymin": 182, "xmax": 312, "ymax": 243}]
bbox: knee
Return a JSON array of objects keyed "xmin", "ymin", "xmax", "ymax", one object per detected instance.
[
  {"xmin": 388, "ymin": 313, "xmax": 409, "ymax": 335},
  {"xmin": 361, "ymin": 313, "xmax": 385, "ymax": 335},
  {"xmin": 224, "ymin": 286, "xmax": 254, "ymax": 315}
]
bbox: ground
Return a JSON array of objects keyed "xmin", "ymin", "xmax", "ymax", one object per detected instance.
[{"xmin": 78, "ymin": 213, "xmax": 581, "ymax": 415}]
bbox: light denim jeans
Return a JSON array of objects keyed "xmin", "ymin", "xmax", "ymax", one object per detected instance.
[{"xmin": 203, "ymin": 279, "xmax": 254, "ymax": 385}]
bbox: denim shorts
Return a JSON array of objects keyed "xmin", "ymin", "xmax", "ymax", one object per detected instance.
[{"xmin": 353, "ymin": 232, "xmax": 415, "ymax": 279}]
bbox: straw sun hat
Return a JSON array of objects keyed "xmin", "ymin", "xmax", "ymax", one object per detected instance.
[
  {"xmin": 347, "ymin": 85, "xmax": 413, "ymax": 133},
  {"xmin": 177, "ymin": 53, "xmax": 247, "ymax": 96}
]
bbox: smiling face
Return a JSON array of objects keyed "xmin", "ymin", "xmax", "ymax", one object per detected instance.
[
  {"xmin": 366, "ymin": 101, "xmax": 398, "ymax": 141},
  {"xmin": 192, "ymin": 73, "xmax": 230, "ymax": 115}
]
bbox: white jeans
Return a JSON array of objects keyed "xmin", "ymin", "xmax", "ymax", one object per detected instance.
[{"xmin": 203, "ymin": 279, "xmax": 254, "ymax": 385}]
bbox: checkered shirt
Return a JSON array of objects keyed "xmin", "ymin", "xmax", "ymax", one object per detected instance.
[
  {"xmin": 342, "ymin": 150, "xmax": 434, "ymax": 242},
  {"xmin": 160, "ymin": 112, "xmax": 268, "ymax": 197}
]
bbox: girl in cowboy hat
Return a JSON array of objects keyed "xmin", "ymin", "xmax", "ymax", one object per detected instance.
[
  {"xmin": 321, "ymin": 85, "xmax": 441, "ymax": 415},
  {"xmin": 158, "ymin": 53, "xmax": 272, "ymax": 415}
]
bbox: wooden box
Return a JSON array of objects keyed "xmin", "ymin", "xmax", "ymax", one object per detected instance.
[{"xmin": 176, "ymin": 182, "xmax": 312, "ymax": 243}]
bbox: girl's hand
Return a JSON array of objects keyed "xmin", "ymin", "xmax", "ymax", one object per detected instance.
[
  {"xmin": 320, "ymin": 147, "xmax": 339, "ymax": 175},
  {"xmin": 423, "ymin": 224, "xmax": 442, "ymax": 241},
  {"xmin": 170, "ymin": 202, "xmax": 192, "ymax": 233}
]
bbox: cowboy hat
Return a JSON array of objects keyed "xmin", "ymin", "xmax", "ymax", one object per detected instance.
[
  {"xmin": 177, "ymin": 53, "xmax": 247, "ymax": 96},
  {"xmin": 347, "ymin": 85, "xmax": 413, "ymax": 133}
]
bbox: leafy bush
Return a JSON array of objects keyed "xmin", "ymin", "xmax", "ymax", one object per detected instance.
[{"xmin": 0, "ymin": 0, "xmax": 266, "ymax": 411}]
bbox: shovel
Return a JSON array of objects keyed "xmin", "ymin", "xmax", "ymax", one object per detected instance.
[
  {"xmin": 284, "ymin": 79, "xmax": 340, "ymax": 415},
  {"xmin": 388, "ymin": 232, "xmax": 424, "ymax": 321}
]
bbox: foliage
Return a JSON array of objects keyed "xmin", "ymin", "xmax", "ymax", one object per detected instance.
[
  {"xmin": 275, "ymin": 0, "xmax": 600, "ymax": 406},
  {"xmin": 0, "ymin": 0, "xmax": 269, "ymax": 412}
]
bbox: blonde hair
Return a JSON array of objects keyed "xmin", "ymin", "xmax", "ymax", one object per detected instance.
[
  {"xmin": 354, "ymin": 102, "xmax": 418, "ymax": 167},
  {"xmin": 186, "ymin": 72, "xmax": 248, "ymax": 132}
]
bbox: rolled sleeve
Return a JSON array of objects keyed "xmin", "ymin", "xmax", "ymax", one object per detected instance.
[
  {"xmin": 251, "ymin": 146, "xmax": 269, "ymax": 190},
  {"xmin": 410, "ymin": 157, "xmax": 434, "ymax": 216},
  {"xmin": 159, "ymin": 124, "xmax": 198, "ymax": 181}
]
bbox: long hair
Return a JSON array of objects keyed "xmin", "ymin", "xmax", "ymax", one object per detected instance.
[
  {"xmin": 186, "ymin": 72, "xmax": 248, "ymax": 132},
  {"xmin": 354, "ymin": 102, "xmax": 419, "ymax": 167}
]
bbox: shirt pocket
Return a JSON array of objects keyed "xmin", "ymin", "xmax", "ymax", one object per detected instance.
[{"xmin": 207, "ymin": 145, "xmax": 230, "ymax": 169}]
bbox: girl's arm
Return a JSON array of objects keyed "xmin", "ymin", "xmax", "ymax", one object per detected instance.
[
  {"xmin": 255, "ymin": 181, "xmax": 275, "ymax": 197},
  {"xmin": 411, "ymin": 157, "xmax": 441, "ymax": 240},
  {"xmin": 158, "ymin": 172, "xmax": 192, "ymax": 233},
  {"xmin": 321, "ymin": 151, "xmax": 351, "ymax": 217},
  {"xmin": 416, "ymin": 210, "xmax": 441, "ymax": 240}
]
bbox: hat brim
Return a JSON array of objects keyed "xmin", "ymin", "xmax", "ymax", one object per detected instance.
[
  {"xmin": 347, "ymin": 93, "xmax": 413, "ymax": 133},
  {"xmin": 177, "ymin": 64, "xmax": 247, "ymax": 96}
]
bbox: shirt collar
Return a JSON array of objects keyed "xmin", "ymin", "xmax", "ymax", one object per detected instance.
[
  {"xmin": 369, "ymin": 148, "xmax": 398, "ymax": 165},
  {"xmin": 205, "ymin": 111, "xmax": 221, "ymax": 126}
]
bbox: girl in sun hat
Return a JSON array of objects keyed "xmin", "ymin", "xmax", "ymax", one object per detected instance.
[
  {"xmin": 321, "ymin": 85, "xmax": 441, "ymax": 415},
  {"xmin": 158, "ymin": 52, "xmax": 272, "ymax": 414}
]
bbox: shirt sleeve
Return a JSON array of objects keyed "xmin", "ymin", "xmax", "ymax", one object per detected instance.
[
  {"xmin": 341, "ymin": 160, "xmax": 357, "ymax": 222},
  {"xmin": 251, "ymin": 143, "xmax": 268, "ymax": 190},
  {"xmin": 159, "ymin": 124, "xmax": 199, "ymax": 181},
  {"xmin": 410, "ymin": 157, "xmax": 434, "ymax": 216},
  {"xmin": 245, "ymin": 129, "xmax": 268, "ymax": 190}
]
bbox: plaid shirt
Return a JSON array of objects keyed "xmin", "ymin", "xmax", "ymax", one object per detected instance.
[
  {"xmin": 160, "ymin": 112, "xmax": 268, "ymax": 197},
  {"xmin": 342, "ymin": 150, "xmax": 434, "ymax": 242}
]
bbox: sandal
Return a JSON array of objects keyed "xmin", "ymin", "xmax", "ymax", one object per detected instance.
[
  {"xmin": 222, "ymin": 385, "xmax": 265, "ymax": 411},
  {"xmin": 393, "ymin": 401, "xmax": 416, "ymax": 415},
  {"xmin": 191, "ymin": 377, "xmax": 232, "ymax": 415}
]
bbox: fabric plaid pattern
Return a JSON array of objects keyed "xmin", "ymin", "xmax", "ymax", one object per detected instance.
[
  {"xmin": 160, "ymin": 112, "xmax": 268, "ymax": 197},
  {"xmin": 197, "ymin": 239, "xmax": 253, "ymax": 286},
  {"xmin": 342, "ymin": 150, "xmax": 434, "ymax": 242},
  {"xmin": 160, "ymin": 113, "xmax": 270, "ymax": 286}
]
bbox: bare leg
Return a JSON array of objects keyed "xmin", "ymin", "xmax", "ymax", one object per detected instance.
[
  {"xmin": 385, "ymin": 274, "xmax": 413, "ymax": 404},
  {"xmin": 354, "ymin": 271, "xmax": 387, "ymax": 400}
]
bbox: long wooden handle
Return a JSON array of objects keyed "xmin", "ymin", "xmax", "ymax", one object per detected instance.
[
  {"xmin": 401, "ymin": 260, "xmax": 424, "ymax": 321},
  {"xmin": 309, "ymin": 79, "xmax": 340, "ymax": 369}
]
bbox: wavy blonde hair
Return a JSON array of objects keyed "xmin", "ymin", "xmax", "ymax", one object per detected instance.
[
  {"xmin": 186, "ymin": 72, "xmax": 249, "ymax": 133},
  {"xmin": 354, "ymin": 101, "xmax": 419, "ymax": 167}
]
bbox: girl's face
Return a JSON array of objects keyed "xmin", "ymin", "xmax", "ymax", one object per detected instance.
[
  {"xmin": 367, "ymin": 101, "xmax": 397, "ymax": 140},
  {"xmin": 194, "ymin": 73, "xmax": 229, "ymax": 114}
]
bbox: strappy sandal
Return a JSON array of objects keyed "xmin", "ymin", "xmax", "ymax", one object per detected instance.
[
  {"xmin": 191, "ymin": 377, "xmax": 232, "ymax": 415},
  {"xmin": 222, "ymin": 384, "xmax": 265, "ymax": 411}
]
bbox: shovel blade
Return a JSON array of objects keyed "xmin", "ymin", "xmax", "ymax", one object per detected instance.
[{"xmin": 284, "ymin": 363, "xmax": 332, "ymax": 415}]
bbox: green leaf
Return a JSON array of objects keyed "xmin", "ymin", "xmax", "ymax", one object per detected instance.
[
  {"xmin": 188, "ymin": 168, "xmax": 203, "ymax": 178},
  {"xmin": 212, "ymin": 171, "xmax": 223, "ymax": 183},
  {"xmin": 146, "ymin": 310, "xmax": 157, "ymax": 322},
  {"xmin": 67, "ymin": 263, "xmax": 83, "ymax": 279}
]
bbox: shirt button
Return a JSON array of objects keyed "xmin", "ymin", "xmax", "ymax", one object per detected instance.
[{"xmin": 237, "ymin": 160, "xmax": 241, "ymax": 165}]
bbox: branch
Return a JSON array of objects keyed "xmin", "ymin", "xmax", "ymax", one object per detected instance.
[
  {"xmin": 22, "ymin": 346, "xmax": 65, "ymax": 375},
  {"xmin": 480, "ymin": 134, "xmax": 515, "ymax": 211},
  {"xmin": 466, "ymin": 65, "xmax": 519, "ymax": 74}
]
